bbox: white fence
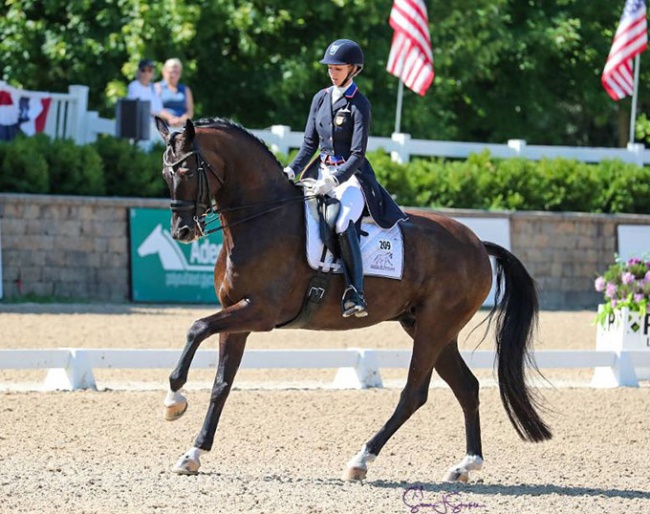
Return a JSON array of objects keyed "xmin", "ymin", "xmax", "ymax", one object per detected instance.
[
  {"xmin": 3, "ymin": 81, "xmax": 650, "ymax": 165},
  {"xmin": 1, "ymin": 347, "xmax": 649, "ymax": 391}
]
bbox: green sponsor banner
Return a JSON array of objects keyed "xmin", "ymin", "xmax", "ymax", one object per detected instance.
[{"xmin": 129, "ymin": 208, "xmax": 222, "ymax": 303}]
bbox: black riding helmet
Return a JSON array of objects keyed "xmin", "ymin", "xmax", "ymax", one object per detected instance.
[
  {"xmin": 320, "ymin": 39, "xmax": 364, "ymax": 87},
  {"xmin": 320, "ymin": 39, "xmax": 365, "ymax": 67}
]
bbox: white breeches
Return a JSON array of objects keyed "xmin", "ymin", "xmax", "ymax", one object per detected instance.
[{"xmin": 319, "ymin": 163, "xmax": 365, "ymax": 234}]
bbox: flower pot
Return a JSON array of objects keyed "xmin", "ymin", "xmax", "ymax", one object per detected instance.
[{"xmin": 591, "ymin": 305, "xmax": 650, "ymax": 386}]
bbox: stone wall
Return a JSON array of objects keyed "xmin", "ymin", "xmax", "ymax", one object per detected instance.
[
  {"xmin": 1, "ymin": 193, "xmax": 649, "ymax": 308},
  {"xmin": 0, "ymin": 194, "xmax": 167, "ymax": 301}
]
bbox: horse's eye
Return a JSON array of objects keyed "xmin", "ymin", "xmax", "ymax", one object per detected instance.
[{"xmin": 178, "ymin": 167, "xmax": 194, "ymax": 178}]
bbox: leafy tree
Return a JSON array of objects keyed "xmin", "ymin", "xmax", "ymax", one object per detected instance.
[{"xmin": 0, "ymin": 1, "xmax": 643, "ymax": 147}]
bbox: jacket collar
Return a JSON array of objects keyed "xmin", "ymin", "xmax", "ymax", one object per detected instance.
[{"xmin": 327, "ymin": 82, "xmax": 358, "ymax": 99}]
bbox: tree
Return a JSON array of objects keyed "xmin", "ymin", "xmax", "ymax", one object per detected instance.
[{"xmin": 0, "ymin": 1, "xmax": 641, "ymax": 147}]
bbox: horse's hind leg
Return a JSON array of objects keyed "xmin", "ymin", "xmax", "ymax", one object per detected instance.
[
  {"xmin": 343, "ymin": 317, "xmax": 447, "ymax": 481},
  {"xmin": 434, "ymin": 340, "xmax": 484, "ymax": 483},
  {"xmin": 172, "ymin": 331, "xmax": 248, "ymax": 475}
]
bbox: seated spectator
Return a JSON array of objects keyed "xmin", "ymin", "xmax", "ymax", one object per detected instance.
[
  {"xmin": 155, "ymin": 58, "xmax": 194, "ymax": 127},
  {"xmin": 126, "ymin": 59, "xmax": 175, "ymax": 124}
]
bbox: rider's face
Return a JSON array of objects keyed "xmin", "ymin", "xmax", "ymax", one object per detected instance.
[{"xmin": 328, "ymin": 64, "xmax": 354, "ymax": 87}]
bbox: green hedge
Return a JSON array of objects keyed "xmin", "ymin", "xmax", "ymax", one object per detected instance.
[{"xmin": 0, "ymin": 134, "xmax": 648, "ymax": 214}]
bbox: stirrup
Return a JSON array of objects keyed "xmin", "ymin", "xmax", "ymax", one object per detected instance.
[{"xmin": 342, "ymin": 287, "xmax": 368, "ymax": 318}]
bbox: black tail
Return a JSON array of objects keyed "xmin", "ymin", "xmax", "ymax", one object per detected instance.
[{"xmin": 484, "ymin": 241, "xmax": 552, "ymax": 442}]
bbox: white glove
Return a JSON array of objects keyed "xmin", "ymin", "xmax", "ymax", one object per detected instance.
[
  {"xmin": 313, "ymin": 175, "xmax": 338, "ymax": 195},
  {"xmin": 282, "ymin": 166, "xmax": 295, "ymax": 181}
]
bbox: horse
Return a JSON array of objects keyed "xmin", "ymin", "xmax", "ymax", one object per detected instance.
[{"xmin": 154, "ymin": 116, "xmax": 552, "ymax": 482}]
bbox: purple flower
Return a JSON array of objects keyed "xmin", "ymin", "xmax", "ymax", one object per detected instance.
[
  {"xmin": 622, "ymin": 272, "xmax": 635, "ymax": 285},
  {"xmin": 633, "ymin": 293, "xmax": 644, "ymax": 303},
  {"xmin": 611, "ymin": 299, "xmax": 618, "ymax": 308},
  {"xmin": 605, "ymin": 283, "xmax": 617, "ymax": 299},
  {"xmin": 645, "ymin": 271, "xmax": 650, "ymax": 282},
  {"xmin": 594, "ymin": 276, "xmax": 606, "ymax": 292},
  {"xmin": 627, "ymin": 257, "xmax": 642, "ymax": 266}
]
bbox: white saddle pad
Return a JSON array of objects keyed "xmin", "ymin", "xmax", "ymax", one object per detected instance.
[{"xmin": 304, "ymin": 203, "xmax": 404, "ymax": 280}]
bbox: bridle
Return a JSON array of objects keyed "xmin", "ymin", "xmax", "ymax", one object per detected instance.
[
  {"xmin": 164, "ymin": 141, "xmax": 224, "ymax": 230},
  {"xmin": 164, "ymin": 139, "xmax": 314, "ymax": 238}
]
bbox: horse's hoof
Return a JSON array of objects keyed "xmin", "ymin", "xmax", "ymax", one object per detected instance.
[
  {"xmin": 443, "ymin": 469, "xmax": 469, "ymax": 483},
  {"xmin": 163, "ymin": 391, "xmax": 188, "ymax": 421},
  {"xmin": 342, "ymin": 466, "xmax": 367, "ymax": 481},
  {"xmin": 163, "ymin": 400, "xmax": 188, "ymax": 421},
  {"xmin": 172, "ymin": 454, "xmax": 200, "ymax": 475}
]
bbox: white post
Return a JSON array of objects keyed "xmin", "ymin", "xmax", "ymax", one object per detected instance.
[
  {"xmin": 43, "ymin": 349, "xmax": 97, "ymax": 391},
  {"xmin": 390, "ymin": 132, "xmax": 411, "ymax": 164},
  {"xmin": 270, "ymin": 125, "xmax": 291, "ymax": 155},
  {"xmin": 394, "ymin": 80, "xmax": 404, "ymax": 134},
  {"xmin": 332, "ymin": 349, "xmax": 383, "ymax": 389},
  {"xmin": 67, "ymin": 85, "xmax": 89, "ymax": 144},
  {"xmin": 629, "ymin": 54, "xmax": 641, "ymax": 146},
  {"xmin": 507, "ymin": 139, "xmax": 527, "ymax": 156}
]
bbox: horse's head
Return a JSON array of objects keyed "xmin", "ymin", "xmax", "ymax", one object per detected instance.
[{"xmin": 155, "ymin": 117, "xmax": 224, "ymax": 243}]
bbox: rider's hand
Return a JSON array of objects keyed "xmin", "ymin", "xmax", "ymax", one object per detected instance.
[
  {"xmin": 282, "ymin": 166, "xmax": 295, "ymax": 181},
  {"xmin": 313, "ymin": 175, "xmax": 338, "ymax": 195}
]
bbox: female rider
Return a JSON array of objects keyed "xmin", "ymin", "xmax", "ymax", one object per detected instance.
[{"xmin": 283, "ymin": 39, "xmax": 408, "ymax": 318}]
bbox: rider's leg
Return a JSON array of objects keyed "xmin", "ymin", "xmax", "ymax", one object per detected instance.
[
  {"xmin": 337, "ymin": 220, "xmax": 367, "ymax": 317},
  {"xmin": 332, "ymin": 177, "xmax": 367, "ymax": 317}
]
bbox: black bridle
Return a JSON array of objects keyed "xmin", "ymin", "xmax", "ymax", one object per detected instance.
[
  {"xmin": 164, "ymin": 140, "xmax": 314, "ymax": 238},
  {"xmin": 164, "ymin": 142, "xmax": 224, "ymax": 228}
]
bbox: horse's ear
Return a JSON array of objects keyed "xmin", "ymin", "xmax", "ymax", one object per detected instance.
[
  {"xmin": 184, "ymin": 118, "xmax": 195, "ymax": 143},
  {"xmin": 155, "ymin": 116, "xmax": 170, "ymax": 142}
]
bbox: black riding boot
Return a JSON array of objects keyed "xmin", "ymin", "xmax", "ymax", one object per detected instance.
[{"xmin": 338, "ymin": 221, "xmax": 368, "ymax": 318}]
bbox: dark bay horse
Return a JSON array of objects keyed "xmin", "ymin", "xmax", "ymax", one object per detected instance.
[{"xmin": 155, "ymin": 117, "xmax": 552, "ymax": 482}]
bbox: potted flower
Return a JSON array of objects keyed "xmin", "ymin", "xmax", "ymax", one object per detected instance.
[
  {"xmin": 592, "ymin": 256, "xmax": 650, "ymax": 386},
  {"xmin": 594, "ymin": 256, "xmax": 650, "ymax": 326}
]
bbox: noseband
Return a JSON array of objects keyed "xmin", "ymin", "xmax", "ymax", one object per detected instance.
[{"xmin": 164, "ymin": 141, "xmax": 224, "ymax": 230}]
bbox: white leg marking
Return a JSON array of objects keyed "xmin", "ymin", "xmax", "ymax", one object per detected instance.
[
  {"xmin": 444, "ymin": 454, "xmax": 483, "ymax": 483},
  {"xmin": 164, "ymin": 389, "xmax": 186, "ymax": 407},
  {"xmin": 172, "ymin": 446, "xmax": 205, "ymax": 475},
  {"xmin": 347, "ymin": 445, "xmax": 377, "ymax": 471}
]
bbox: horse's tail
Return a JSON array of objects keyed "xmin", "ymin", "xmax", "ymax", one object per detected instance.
[{"xmin": 483, "ymin": 241, "xmax": 552, "ymax": 443}]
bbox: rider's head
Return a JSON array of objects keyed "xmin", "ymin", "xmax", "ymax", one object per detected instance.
[{"xmin": 320, "ymin": 39, "xmax": 364, "ymax": 87}]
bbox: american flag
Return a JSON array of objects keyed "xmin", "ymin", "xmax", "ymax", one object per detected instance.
[
  {"xmin": 386, "ymin": 0, "xmax": 434, "ymax": 96},
  {"xmin": 602, "ymin": 0, "xmax": 648, "ymax": 101}
]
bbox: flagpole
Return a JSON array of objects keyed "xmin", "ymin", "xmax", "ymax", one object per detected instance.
[
  {"xmin": 394, "ymin": 80, "xmax": 404, "ymax": 134},
  {"xmin": 629, "ymin": 54, "xmax": 642, "ymax": 146}
]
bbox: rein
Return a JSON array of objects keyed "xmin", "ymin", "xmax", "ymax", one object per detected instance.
[
  {"xmin": 200, "ymin": 194, "xmax": 314, "ymax": 237},
  {"xmin": 165, "ymin": 140, "xmax": 315, "ymax": 239}
]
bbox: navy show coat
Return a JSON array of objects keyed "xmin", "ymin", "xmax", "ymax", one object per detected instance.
[{"xmin": 289, "ymin": 82, "xmax": 407, "ymax": 229}]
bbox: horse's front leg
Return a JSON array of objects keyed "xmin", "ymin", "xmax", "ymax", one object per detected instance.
[
  {"xmin": 163, "ymin": 298, "xmax": 272, "ymax": 421},
  {"xmin": 172, "ymin": 331, "xmax": 248, "ymax": 475}
]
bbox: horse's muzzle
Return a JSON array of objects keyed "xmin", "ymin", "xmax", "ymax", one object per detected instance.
[{"xmin": 171, "ymin": 215, "xmax": 201, "ymax": 243}]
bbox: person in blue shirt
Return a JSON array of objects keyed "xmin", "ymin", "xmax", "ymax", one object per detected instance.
[
  {"xmin": 284, "ymin": 39, "xmax": 408, "ymax": 318},
  {"xmin": 155, "ymin": 58, "xmax": 194, "ymax": 128}
]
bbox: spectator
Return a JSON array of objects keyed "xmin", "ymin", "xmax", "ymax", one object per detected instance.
[
  {"xmin": 155, "ymin": 58, "xmax": 194, "ymax": 127},
  {"xmin": 126, "ymin": 59, "xmax": 174, "ymax": 124}
]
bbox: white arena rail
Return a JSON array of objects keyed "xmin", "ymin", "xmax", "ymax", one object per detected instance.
[{"xmin": 1, "ymin": 348, "xmax": 649, "ymax": 391}]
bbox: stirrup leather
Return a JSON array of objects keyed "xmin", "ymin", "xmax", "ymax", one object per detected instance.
[{"xmin": 342, "ymin": 286, "xmax": 368, "ymax": 318}]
